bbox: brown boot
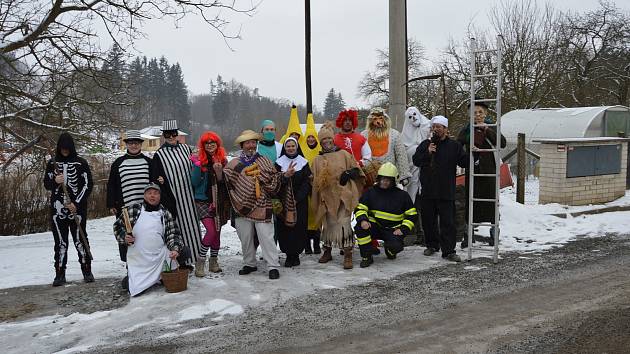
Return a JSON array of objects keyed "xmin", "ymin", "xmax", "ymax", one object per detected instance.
[
  {"xmin": 318, "ymin": 246, "xmax": 332, "ymax": 263},
  {"xmin": 194, "ymin": 257, "xmax": 206, "ymax": 277},
  {"xmin": 343, "ymin": 247, "xmax": 353, "ymax": 269},
  {"xmin": 208, "ymin": 256, "xmax": 222, "ymax": 273}
]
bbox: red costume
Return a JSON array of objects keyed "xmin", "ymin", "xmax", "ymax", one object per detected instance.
[
  {"xmin": 334, "ymin": 133, "xmax": 367, "ymax": 166},
  {"xmin": 334, "ymin": 110, "xmax": 370, "ymax": 167}
]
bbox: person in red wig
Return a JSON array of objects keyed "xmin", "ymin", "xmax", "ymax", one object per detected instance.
[
  {"xmin": 333, "ymin": 109, "xmax": 372, "ymax": 167},
  {"xmin": 190, "ymin": 131, "xmax": 232, "ymax": 277}
]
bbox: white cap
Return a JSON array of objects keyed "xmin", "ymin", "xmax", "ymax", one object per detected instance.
[{"xmin": 431, "ymin": 115, "xmax": 448, "ymax": 128}]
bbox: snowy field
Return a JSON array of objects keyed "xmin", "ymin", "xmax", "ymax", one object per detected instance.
[{"xmin": 2, "ymin": 181, "xmax": 630, "ymax": 353}]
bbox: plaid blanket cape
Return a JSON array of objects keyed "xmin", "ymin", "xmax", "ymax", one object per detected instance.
[{"xmin": 224, "ymin": 155, "xmax": 296, "ymax": 226}]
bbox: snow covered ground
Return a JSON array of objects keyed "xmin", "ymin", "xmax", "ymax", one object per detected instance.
[{"xmin": 2, "ymin": 181, "xmax": 630, "ymax": 353}]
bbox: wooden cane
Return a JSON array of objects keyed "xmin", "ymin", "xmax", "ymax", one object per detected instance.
[{"xmin": 122, "ymin": 208, "xmax": 134, "ymax": 245}]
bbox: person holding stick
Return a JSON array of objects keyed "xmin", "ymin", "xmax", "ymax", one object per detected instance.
[
  {"xmin": 44, "ymin": 132, "xmax": 94, "ymax": 286},
  {"xmin": 113, "ymin": 183, "xmax": 187, "ymax": 296}
]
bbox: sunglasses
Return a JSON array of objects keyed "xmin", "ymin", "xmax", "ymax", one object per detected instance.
[
  {"xmin": 163, "ymin": 131, "xmax": 178, "ymax": 138},
  {"xmin": 205, "ymin": 141, "xmax": 217, "ymax": 145}
]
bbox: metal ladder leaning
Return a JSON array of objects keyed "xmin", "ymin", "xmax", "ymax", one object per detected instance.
[{"xmin": 467, "ymin": 35, "xmax": 503, "ymax": 264}]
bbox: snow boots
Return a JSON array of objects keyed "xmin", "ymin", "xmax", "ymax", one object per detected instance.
[
  {"xmin": 195, "ymin": 257, "xmax": 206, "ymax": 277},
  {"xmin": 319, "ymin": 246, "xmax": 333, "ymax": 263},
  {"xmin": 81, "ymin": 263, "xmax": 94, "ymax": 283},
  {"xmin": 343, "ymin": 247, "xmax": 353, "ymax": 269},
  {"xmin": 208, "ymin": 256, "xmax": 222, "ymax": 273},
  {"xmin": 360, "ymin": 255, "xmax": 374, "ymax": 268},
  {"xmin": 284, "ymin": 254, "xmax": 300, "ymax": 267},
  {"xmin": 52, "ymin": 267, "xmax": 66, "ymax": 287}
]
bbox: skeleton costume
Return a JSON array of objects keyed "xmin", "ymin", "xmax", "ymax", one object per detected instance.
[{"xmin": 44, "ymin": 133, "xmax": 94, "ymax": 286}]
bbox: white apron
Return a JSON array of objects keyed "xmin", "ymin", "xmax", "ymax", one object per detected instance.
[{"xmin": 127, "ymin": 207, "xmax": 178, "ymax": 296}]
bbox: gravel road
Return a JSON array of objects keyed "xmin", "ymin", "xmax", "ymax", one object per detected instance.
[
  {"xmin": 3, "ymin": 234, "xmax": 629, "ymax": 354},
  {"xmin": 93, "ymin": 234, "xmax": 630, "ymax": 354}
]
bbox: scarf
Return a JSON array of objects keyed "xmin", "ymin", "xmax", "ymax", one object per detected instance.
[{"xmin": 239, "ymin": 151, "xmax": 259, "ymax": 167}]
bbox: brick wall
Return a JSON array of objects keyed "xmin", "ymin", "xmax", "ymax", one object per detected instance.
[{"xmin": 539, "ymin": 141, "xmax": 627, "ymax": 205}]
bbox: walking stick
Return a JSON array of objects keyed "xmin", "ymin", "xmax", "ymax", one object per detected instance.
[
  {"xmin": 122, "ymin": 207, "xmax": 134, "ymax": 245},
  {"xmin": 60, "ymin": 174, "xmax": 93, "ymax": 260}
]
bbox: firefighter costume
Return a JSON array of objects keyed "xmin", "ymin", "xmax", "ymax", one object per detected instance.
[{"xmin": 354, "ymin": 163, "xmax": 417, "ymax": 268}]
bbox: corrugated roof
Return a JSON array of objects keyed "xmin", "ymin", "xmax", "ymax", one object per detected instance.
[{"xmin": 501, "ymin": 106, "xmax": 629, "ymax": 144}]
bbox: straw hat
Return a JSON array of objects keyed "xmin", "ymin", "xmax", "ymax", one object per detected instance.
[{"xmin": 234, "ymin": 130, "xmax": 262, "ymax": 146}]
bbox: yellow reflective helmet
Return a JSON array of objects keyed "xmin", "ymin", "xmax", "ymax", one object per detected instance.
[{"xmin": 377, "ymin": 162, "xmax": 398, "ymax": 179}]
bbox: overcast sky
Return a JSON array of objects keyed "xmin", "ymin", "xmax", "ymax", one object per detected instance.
[{"xmin": 133, "ymin": 0, "xmax": 624, "ymax": 109}]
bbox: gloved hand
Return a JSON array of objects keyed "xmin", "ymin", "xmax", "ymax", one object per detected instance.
[
  {"xmin": 400, "ymin": 177, "xmax": 410, "ymax": 187},
  {"xmin": 347, "ymin": 167, "xmax": 361, "ymax": 180},
  {"xmin": 340, "ymin": 171, "xmax": 350, "ymax": 186}
]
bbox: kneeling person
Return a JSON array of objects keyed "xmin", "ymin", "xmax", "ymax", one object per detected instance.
[
  {"xmin": 113, "ymin": 183, "xmax": 185, "ymax": 296},
  {"xmin": 354, "ymin": 163, "xmax": 417, "ymax": 268}
]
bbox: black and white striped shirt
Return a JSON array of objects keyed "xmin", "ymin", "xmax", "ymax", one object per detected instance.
[{"xmin": 107, "ymin": 153, "xmax": 152, "ymax": 210}]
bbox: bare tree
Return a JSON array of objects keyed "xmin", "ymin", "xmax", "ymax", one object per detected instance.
[
  {"xmin": 357, "ymin": 38, "xmax": 428, "ymax": 108},
  {"xmin": 556, "ymin": 0, "xmax": 630, "ymax": 106},
  {"xmin": 0, "ymin": 0, "xmax": 257, "ymax": 154}
]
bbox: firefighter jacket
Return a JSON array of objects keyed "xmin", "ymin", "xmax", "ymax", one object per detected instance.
[{"xmin": 354, "ymin": 184, "xmax": 417, "ymax": 233}]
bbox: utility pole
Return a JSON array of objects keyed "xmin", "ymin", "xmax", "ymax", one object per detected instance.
[
  {"xmin": 305, "ymin": 0, "xmax": 313, "ymax": 114},
  {"xmin": 389, "ymin": 0, "xmax": 407, "ymax": 131}
]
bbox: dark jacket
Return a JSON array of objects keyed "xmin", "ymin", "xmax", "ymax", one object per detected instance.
[
  {"xmin": 44, "ymin": 133, "xmax": 93, "ymax": 214},
  {"xmin": 457, "ymin": 124, "xmax": 507, "ymax": 223},
  {"xmin": 355, "ymin": 184, "xmax": 417, "ymax": 232},
  {"xmin": 413, "ymin": 137, "xmax": 467, "ymax": 200},
  {"xmin": 275, "ymin": 162, "xmax": 312, "ymax": 255}
]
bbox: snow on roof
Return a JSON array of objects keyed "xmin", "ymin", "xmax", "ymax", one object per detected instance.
[{"xmin": 501, "ymin": 106, "xmax": 630, "ymax": 144}]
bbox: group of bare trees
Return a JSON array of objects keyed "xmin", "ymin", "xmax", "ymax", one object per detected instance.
[
  {"xmin": 358, "ymin": 0, "xmax": 630, "ymax": 133},
  {"xmin": 0, "ymin": 0, "xmax": 255, "ymax": 163}
]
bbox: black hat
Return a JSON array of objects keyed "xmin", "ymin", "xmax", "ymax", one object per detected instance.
[{"xmin": 468, "ymin": 98, "xmax": 489, "ymax": 109}]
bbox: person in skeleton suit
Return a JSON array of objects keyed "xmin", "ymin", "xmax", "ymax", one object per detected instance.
[{"xmin": 44, "ymin": 133, "xmax": 94, "ymax": 286}]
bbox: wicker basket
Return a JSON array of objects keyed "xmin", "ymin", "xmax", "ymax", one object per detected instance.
[{"xmin": 161, "ymin": 268, "xmax": 189, "ymax": 293}]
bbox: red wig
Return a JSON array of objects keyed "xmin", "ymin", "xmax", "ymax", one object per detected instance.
[
  {"xmin": 336, "ymin": 109, "xmax": 358, "ymax": 129},
  {"xmin": 197, "ymin": 131, "xmax": 227, "ymax": 171}
]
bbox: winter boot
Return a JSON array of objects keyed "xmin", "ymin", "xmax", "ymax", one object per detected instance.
[
  {"xmin": 343, "ymin": 247, "xmax": 353, "ymax": 269},
  {"xmin": 208, "ymin": 256, "xmax": 222, "ymax": 273},
  {"xmin": 194, "ymin": 257, "xmax": 206, "ymax": 277},
  {"xmin": 360, "ymin": 255, "xmax": 374, "ymax": 268},
  {"xmin": 318, "ymin": 246, "xmax": 333, "ymax": 263},
  {"xmin": 360, "ymin": 250, "xmax": 374, "ymax": 268},
  {"xmin": 284, "ymin": 255, "xmax": 295, "ymax": 267},
  {"xmin": 313, "ymin": 234, "xmax": 321, "ymax": 254},
  {"xmin": 81, "ymin": 263, "xmax": 95, "ymax": 283},
  {"xmin": 385, "ymin": 247, "xmax": 397, "ymax": 260},
  {"xmin": 52, "ymin": 267, "xmax": 66, "ymax": 287}
]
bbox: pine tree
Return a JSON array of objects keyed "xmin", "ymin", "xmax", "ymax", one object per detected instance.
[
  {"xmin": 323, "ymin": 88, "xmax": 337, "ymax": 119},
  {"xmin": 323, "ymin": 88, "xmax": 346, "ymax": 119},
  {"xmin": 167, "ymin": 63, "xmax": 191, "ymax": 133}
]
